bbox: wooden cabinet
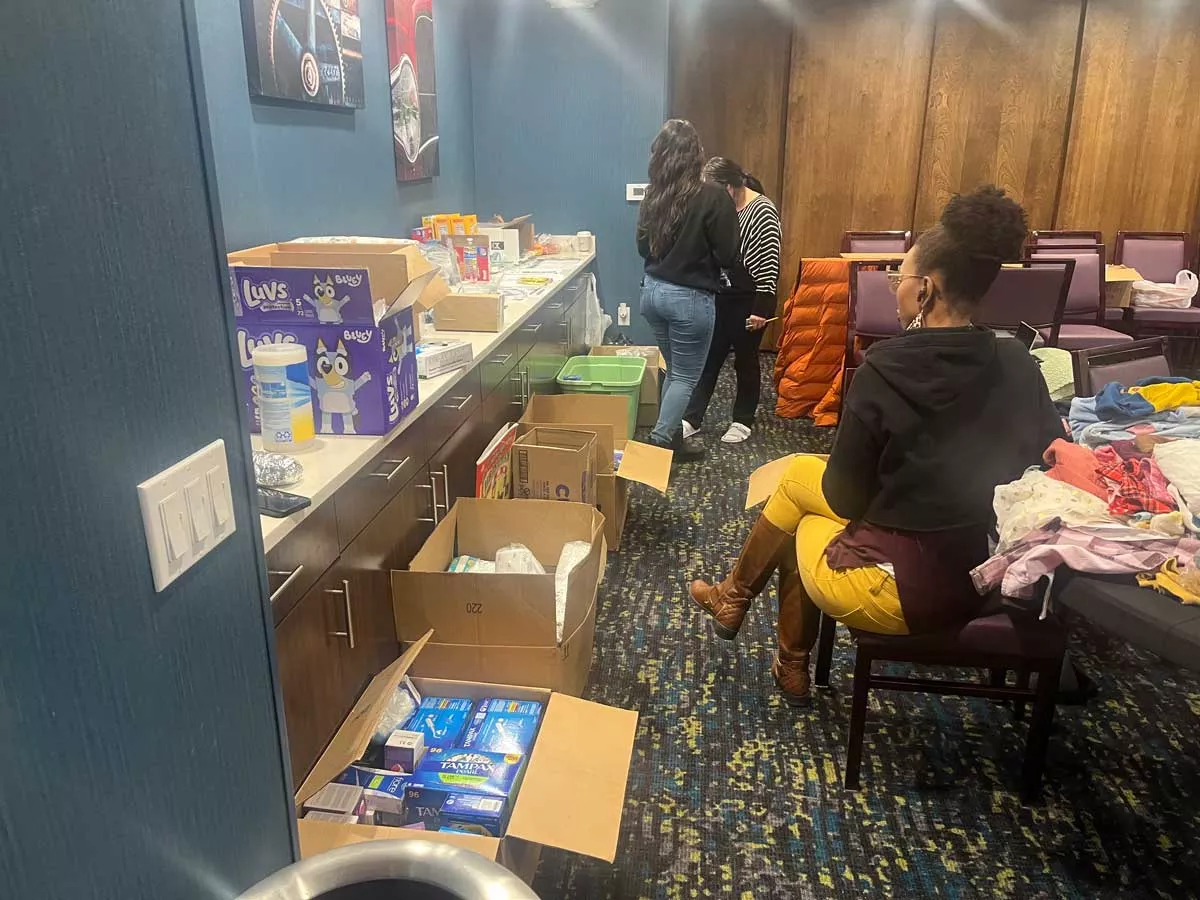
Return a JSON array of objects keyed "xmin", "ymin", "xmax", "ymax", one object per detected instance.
[
  {"xmin": 334, "ymin": 417, "xmax": 433, "ymax": 550},
  {"xmin": 266, "ymin": 500, "xmax": 338, "ymax": 626}
]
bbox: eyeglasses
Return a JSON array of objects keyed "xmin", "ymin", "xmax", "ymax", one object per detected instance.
[{"xmin": 885, "ymin": 269, "xmax": 922, "ymax": 295}]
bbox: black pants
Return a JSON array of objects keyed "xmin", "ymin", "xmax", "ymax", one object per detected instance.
[{"xmin": 684, "ymin": 299, "xmax": 761, "ymax": 428}]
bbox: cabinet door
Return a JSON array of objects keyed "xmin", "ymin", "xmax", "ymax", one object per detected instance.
[
  {"xmin": 275, "ymin": 577, "xmax": 354, "ymax": 787},
  {"xmin": 429, "ymin": 410, "xmax": 501, "ymax": 514}
]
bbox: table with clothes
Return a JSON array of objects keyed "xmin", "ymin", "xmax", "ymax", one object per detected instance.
[{"xmin": 969, "ymin": 376, "xmax": 1200, "ymax": 667}]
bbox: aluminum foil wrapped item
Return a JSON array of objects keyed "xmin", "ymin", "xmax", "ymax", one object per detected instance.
[{"xmin": 253, "ymin": 450, "xmax": 304, "ymax": 487}]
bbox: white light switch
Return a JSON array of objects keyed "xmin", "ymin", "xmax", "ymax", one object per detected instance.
[
  {"xmin": 138, "ymin": 440, "xmax": 238, "ymax": 592},
  {"xmin": 626, "ymin": 183, "xmax": 649, "ymax": 202}
]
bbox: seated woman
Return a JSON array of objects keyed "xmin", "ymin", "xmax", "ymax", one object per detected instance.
[{"xmin": 690, "ymin": 186, "xmax": 1065, "ymax": 707}]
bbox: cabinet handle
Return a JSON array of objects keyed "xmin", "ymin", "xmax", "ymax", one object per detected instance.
[
  {"xmin": 488, "ymin": 353, "xmax": 513, "ymax": 366},
  {"xmin": 547, "ymin": 303, "xmax": 564, "ymax": 311},
  {"xmin": 443, "ymin": 395, "xmax": 473, "ymax": 411},
  {"xmin": 417, "ymin": 482, "xmax": 438, "ymax": 524},
  {"xmin": 267, "ymin": 565, "xmax": 305, "ymax": 604},
  {"xmin": 326, "ymin": 579, "xmax": 356, "ymax": 650},
  {"xmin": 440, "ymin": 464, "xmax": 452, "ymax": 513},
  {"xmin": 510, "ymin": 371, "xmax": 524, "ymax": 407},
  {"xmin": 368, "ymin": 457, "xmax": 410, "ymax": 482},
  {"xmin": 522, "ymin": 370, "xmax": 530, "ymax": 405},
  {"xmin": 521, "ymin": 323, "xmax": 542, "ymax": 334}
]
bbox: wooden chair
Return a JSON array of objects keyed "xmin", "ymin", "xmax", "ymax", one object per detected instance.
[
  {"xmin": 1072, "ymin": 337, "xmax": 1171, "ymax": 396},
  {"xmin": 841, "ymin": 231, "xmax": 913, "ymax": 254},
  {"xmin": 814, "ymin": 606, "xmax": 1066, "ymax": 803}
]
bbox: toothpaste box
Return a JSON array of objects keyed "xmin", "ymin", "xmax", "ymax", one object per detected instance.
[
  {"xmin": 406, "ymin": 697, "xmax": 474, "ymax": 754},
  {"xmin": 334, "ymin": 765, "xmax": 409, "ymax": 823},
  {"xmin": 383, "ymin": 729, "xmax": 426, "ymax": 773},
  {"xmin": 460, "ymin": 699, "xmax": 544, "ymax": 756},
  {"xmin": 403, "ymin": 750, "xmax": 526, "ymax": 836}
]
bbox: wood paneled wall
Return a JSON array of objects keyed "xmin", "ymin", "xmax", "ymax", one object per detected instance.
[{"xmin": 669, "ymin": 0, "xmax": 1200, "ymax": 323}]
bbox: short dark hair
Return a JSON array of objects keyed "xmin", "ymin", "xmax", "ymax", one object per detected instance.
[{"xmin": 915, "ymin": 186, "xmax": 1028, "ymax": 310}]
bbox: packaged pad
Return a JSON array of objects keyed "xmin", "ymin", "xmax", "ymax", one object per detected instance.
[
  {"xmin": 460, "ymin": 698, "xmax": 544, "ymax": 756},
  {"xmin": 406, "ymin": 697, "xmax": 474, "ymax": 754}
]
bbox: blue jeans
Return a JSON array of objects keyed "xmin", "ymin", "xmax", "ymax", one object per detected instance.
[{"xmin": 640, "ymin": 275, "xmax": 716, "ymax": 444}]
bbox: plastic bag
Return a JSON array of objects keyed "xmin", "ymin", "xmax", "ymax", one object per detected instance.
[
  {"xmin": 553, "ymin": 541, "xmax": 592, "ymax": 644},
  {"xmin": 419, "ymin": 240, "xmax": 461, "ymax": 287},
  {"xmin": 1131, "ymin": 270, "xmax": 1198, "ymax": 309},
  {"xmin": 495, "ymin": 543, "xmax": 545, "ymax": 575},
  {"xmin": 582, "ymin": 272, "xmax": 612, "ymax": 350}
]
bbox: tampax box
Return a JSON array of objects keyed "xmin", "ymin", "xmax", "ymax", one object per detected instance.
[
  {"xmin": 519, "ymin": 394, "xmax": 673, "ymax": 549},
  {"xmin": 513, "ymin": 427, "xmax": 597, "ymax": 504},
  {"xmin": 228, "ymin": 240, "xmax": 449, "ymax": 436},
  {"xmin": 461, "ymin": 699, "xmax": 544, "ymax": 756},
  {"xmin": 405, "ymin": 697, "xmax": 474, "ymax": 754},
  {"xmin": 403, "ymin": 749, "xmax": 526, "ymax": 836},
  {"xmin": 295, "ymin": 632, "xmax": 639, "ymax": 883},
  {"xmin": 391, "ymin": 499, "xmax": 605, "ymax": 696}
]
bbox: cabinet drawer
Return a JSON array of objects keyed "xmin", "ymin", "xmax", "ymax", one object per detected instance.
[
  {"xmin": 267, "ymin": 500, "xmax": 338, "ymax": 626},
  {"xmin": 423, "ymin": 367, "xmax": 482, "ymax": 451},
  {"xmin": 334, "ymin": 419, "xmax": 430, "ymax": 549},
  {"xmin": 480, "ymin": 335, "xmax": 521, "ymax": 397}
]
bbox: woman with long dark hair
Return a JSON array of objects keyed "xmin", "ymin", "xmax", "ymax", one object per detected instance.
[
  {"xmin": 690, "ymin": 187, "xmax": 1064, "ymax": 706},
  {"xmin": 682, "ymin": 157, "xmax": 782, "ymax": 444},
  {"xmin": 637, "ymin": 120, "xmax": 740, "ymax": 461}
]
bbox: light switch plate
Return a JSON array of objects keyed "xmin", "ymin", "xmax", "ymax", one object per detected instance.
[
  {"xmin": 137, "ymin": 440, "xmax": 237, "ymax": 592},
  {"xmin": 626, "ymin": 183, "xmax": 648, "ymax": 202}
]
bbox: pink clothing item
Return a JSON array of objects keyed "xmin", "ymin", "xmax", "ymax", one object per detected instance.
[
  {"xmin": 1043, "ymin": 439, "xmax": 1107, "ymax": 500},
  {"xmin": 972, "ymin": 519, "xmax": 1200, "ymax": 600},
  {"xmin": 1094, "ymin": 446, "xmax": 1177, "ymax": 517}
]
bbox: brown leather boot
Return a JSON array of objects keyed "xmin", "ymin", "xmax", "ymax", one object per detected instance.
[
  {"xmin": 772, "ymin": 549, "xmax": 821, "ymax": 707},
  {"xmin": 690, "ymin": 516, "xmax": 790, "ymax": 640}
]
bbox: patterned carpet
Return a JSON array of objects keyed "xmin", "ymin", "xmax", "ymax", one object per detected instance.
[{"xmin": 532, "ymin": 359, "xmax": 1200, "ymax": 900}]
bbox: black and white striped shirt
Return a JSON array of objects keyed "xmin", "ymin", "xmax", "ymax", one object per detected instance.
[{"xmin": 732, "ymin": 194, "xmax": 782, "ymax": 317}]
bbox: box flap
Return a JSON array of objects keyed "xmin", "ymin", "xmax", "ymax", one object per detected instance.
[
  {"xmin": 492, "ymin": 214, "xmax": 532, "ymax": 227},
  {"xmin": 456, "ymin": 498, "xmax": 597, "ymax": 566},
  {"xmin": 296, "ymin": 631, "xmax": 434, "ymax": 805},
  {"xmin": 745, "ymin": 454, "xmax": 827, "ymax": 509},
  {"xmin": 382, "ymin": 268, "xmax": 439, "ymax": 319},
  {"xmin": 506, "ymin": 694, "xmax": 637, "ymax": 862},
  {"xmin": 615, "ymin": 441, "xmax": 672, "ymax": 493},
  {"xmin": 297, "ymin": 818, "xmax": 500, "ymax": 862},
  {"xmin": 1106, "ymin": 264, "xmax": 1143, "ymax": 283}
]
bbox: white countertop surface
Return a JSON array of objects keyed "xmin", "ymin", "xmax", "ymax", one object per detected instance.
[{"xmin": 253, "ymin": 248, "xmax": 596, "ymax": 553}]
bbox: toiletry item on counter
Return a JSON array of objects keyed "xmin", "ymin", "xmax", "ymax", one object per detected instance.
[
  {"xmin": 403, "ymin": 750, "xmax": 526, "ymax": 836},
  {"xmin": 415, "ymin": 339, "xmax": 474, "ymax": 379},
  {"xmin": 253, "ymin": 450, "xmax": 304, "ymax": 487},
  {"xmin": 303, "ymin": 783, "xmax": 366, "ymax": 819},
  {"xmin": 252, "ymin": 343, "xmax": 315, "ymax": 452},
  {"xmin": 384, "ymin": 729, "xmax": 426, "ymax": 773},
  {"xmin": 460, "ymin": 699, "xmax": 544, "ymax": 756},
  {"xmin": 407, "ymin": 697, "xmax": 474, "ymax": 754}
]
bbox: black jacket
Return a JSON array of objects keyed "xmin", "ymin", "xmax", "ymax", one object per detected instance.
[
  {"xmin": 823, "ymin": 327, "xmax": 1065, "ymax": 531},
  {"xmin": 637, "ymin": 183, "xmax": 740, "ymax": 295}
]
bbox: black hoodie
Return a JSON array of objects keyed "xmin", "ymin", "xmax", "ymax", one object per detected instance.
[{"xmin": 821, "ymin": 327, "xmax": 1064, "ymax": 631}]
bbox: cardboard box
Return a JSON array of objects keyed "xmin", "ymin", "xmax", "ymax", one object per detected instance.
[
  {"xmin": 745, "ymin": 454, "xmax": 829, "ymax": 509},
  {"xmin": 589, "ymin": 346, "xmax": 666, "ymax": 430},
  {"xmin": 391, "ymin": 499, "xmax": 606, "ymax": 695},
  {"xmin": 295, "ymin": 631, "xmax": 638, "ymax": 881},
  {"xmin": 513, "ymin": 428, "xmax": 597, "ymax": 504},
  {"xmin": 518, "ymin": 394, "xmax": 673, "ymax": 550},
  {"xmin": 228, "ymin": 241, "xmax": 449, "ymax": 436},
  {"xmin": 1106, "ymin": 264, "xmax": 1144, "ymax": 310},
  {"xmin": 430, "ymin": 291, "xmax": 504, "ymax": 333},
  {"xmin": 478, "ymin": 215, "xmax": 535, "ymax": 265}
]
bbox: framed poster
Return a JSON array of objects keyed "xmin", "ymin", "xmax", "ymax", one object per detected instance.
[
  {"xmin": 241, "ymin": 0, "xmax": 366, "ymax": 108},
  {"xmin": 386, "ymin": 0, "xmax": 440, "ymax": 181}
]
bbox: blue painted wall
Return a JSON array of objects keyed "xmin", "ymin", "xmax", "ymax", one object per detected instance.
[
  {"xmin": 469, "ymin": 0, "xmax": 670, "ymax": 343},
  {"xmin": 194, "ymin": 0, "xmax": 477, "ymax": 250},
  {"xmin": 0, "ymin": 1, "xmax": 293, "ymax": 896}
]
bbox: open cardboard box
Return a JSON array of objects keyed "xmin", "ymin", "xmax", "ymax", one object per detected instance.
[
  {"xmin": 589, "ymin": 346, "xmax": 667, "ymax": 429},
  {"xmin": 478, "ymin": 214, "xmax": 536, "ymax": 265},
  {"xmin": 295, "ymin": 631, "xmax": 638, "ymax": 882},
  {"xmin": 519, "ymin": 394, "xmax": 672, "ymax": 550},
  {"xmin": 391, "ymin": 499, "xmax": 606, "ymax": 695},
  {"xmin": 421, "ymin": 289, "xmax": 505, "ymax": 336}
]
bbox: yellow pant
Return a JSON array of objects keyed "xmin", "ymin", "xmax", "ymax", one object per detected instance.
[{"xmin": 763, "ymin": 456, "xmax": 909, "ymax": 635}]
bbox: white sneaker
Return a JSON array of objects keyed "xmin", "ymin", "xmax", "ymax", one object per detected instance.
[
  {"xmin": 720, "ymin": 423, "xmax": 752, "ymax": 444},
  {"xmin": 681, "ymin": 420, "xmax": 699, "ymax": 439}
]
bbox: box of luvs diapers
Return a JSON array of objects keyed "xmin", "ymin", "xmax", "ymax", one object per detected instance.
[
  {"xmin": 227, "ymin": 239, "xmax": 449, "ymax": 436},
  {"xmin": 295, "ymin": 631, "xmax": 638, "ymax": 883}
]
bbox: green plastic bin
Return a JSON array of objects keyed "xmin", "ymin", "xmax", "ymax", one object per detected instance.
[{"xmin": 556, "ymin": 355, "xmax": 648, "ymax": 437}]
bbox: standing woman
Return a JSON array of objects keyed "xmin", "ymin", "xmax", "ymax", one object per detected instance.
[
  {"xmin": 637, "ymin": 120, "xmax": 740, "ymax": 461},
  {"xmin": 683, "ymin": 158, "xmax": 782, "ymax": 444}
]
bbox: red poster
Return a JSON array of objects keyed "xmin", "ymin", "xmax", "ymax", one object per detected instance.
[{"xmin": 386, "ymin": 0, "xmax": 440, "ymax": 182}]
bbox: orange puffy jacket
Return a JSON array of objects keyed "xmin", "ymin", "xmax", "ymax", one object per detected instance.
[{"xmin": 773, "ymin": 258, "xmax": 849, "ymax": 427}]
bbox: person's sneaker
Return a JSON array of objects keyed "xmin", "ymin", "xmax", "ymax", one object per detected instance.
[
  {"xmin": 720, "ymin": 423, "xmax": 752, "ymax": 444},
  {"xmin": 681, "ymin": 420, "xmax": 700, "ymax": 439}
]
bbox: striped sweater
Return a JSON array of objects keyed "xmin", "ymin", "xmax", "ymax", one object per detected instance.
[{"xmin": 727, "ymin": 194, "xmax": 782, "ymax": 317}]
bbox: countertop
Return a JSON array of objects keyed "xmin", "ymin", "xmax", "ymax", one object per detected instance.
[{"xmin": 253, "ymin": 248, "xmax": 596, "ymax": 553}]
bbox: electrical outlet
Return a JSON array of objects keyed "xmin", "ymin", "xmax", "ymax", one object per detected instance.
[
  {"xmin": 626, "ymin": 183, "xmax": 649, "ymax": 202},
  {"xmin": 617, "ymin": 303, "xmax": 631, "ymax": 327}
]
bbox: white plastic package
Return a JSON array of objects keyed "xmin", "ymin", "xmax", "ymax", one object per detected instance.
[
  {"xmin": 495, "ymin": 543, "xmax": 546, "ymax": 575},
  {"xmin": 554, "ymin": 542, "xmax": 592, "ymax": 644},
  {"xmin": 1131, "ymin": 271, "xmax": 1198, "ymax": 309}
]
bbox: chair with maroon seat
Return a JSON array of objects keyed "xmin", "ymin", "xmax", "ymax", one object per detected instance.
[
  {"xmin": 973, "ymin": 259, "xmax": 1074, "ymax": 346},
  {"xmin": 1072, "ymin": 337, "xmax": 1171, "ymax": 396},
  {"xmin": 1115, "ymin": 231, "xmax": 1189, "ymax": 284},
  {"xmin": 1029, "ymin": 244, "xmax": 1132, "ymax": 350},
  {"xmin": 813, "ymin": 605, "xmax": 1066, "ymax": 803},
  {"xmin": 843, "ymin": 260, "xmax": 904, "ymax": 397},
  {"xmin": 842, "ymin": 231, "xmax": 913, "ymax": 254},
  {"xmin": 1030, "ymin": 230, "xmax": 1103, "ymax": 248}
]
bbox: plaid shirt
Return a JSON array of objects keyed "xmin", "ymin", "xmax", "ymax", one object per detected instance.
[{"xmin": 1094, "ymin": 447, "xmax": 1177, "ymax": 517}]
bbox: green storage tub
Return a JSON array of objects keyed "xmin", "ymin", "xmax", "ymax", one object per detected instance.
[{"xmin": 556, "ymin": 355, "xmax": 648, "ymax": 437}]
